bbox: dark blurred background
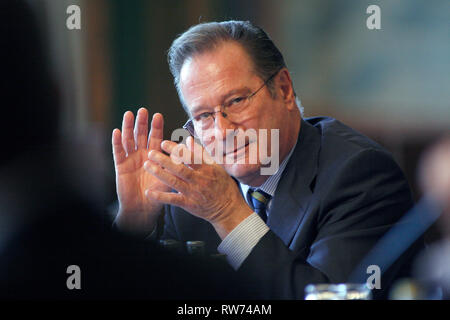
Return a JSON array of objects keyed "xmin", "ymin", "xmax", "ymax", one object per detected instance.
[{"xmin": 20, "ymin": 0, "xmax": 450, "ymax": 242}]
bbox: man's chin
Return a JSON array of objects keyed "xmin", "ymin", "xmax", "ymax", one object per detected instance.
[{"xmin": 222, "ymin": 162, "xmax": 261, "ymax": 184}]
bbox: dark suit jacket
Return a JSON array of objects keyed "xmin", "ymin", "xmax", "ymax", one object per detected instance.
[{"xmin": 162, "ymin": 117, "xmax": 420, "ymax": 299}]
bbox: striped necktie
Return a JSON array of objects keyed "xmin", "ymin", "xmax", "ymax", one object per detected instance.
[{"xmin": 247, "ymin": 189, "xmax": 271, "ymax": 223}]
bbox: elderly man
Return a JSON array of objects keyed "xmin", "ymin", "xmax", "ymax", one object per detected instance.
[{"xmin": 113, "ymin": 21, "xmax": 418, "ymax": 299}]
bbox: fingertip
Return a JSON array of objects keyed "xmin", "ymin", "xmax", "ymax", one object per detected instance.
[
  {"xmin": 186, "ymin": 136, "xmax": 195, "ymax": 150},
  {"xmin": 124, "ymin": 110, "xmax": 133, "ymax": 117},
  {"xmin": 138, "ymin": 107, "xmax": 148, "ymax": 113},
  {"xmin": 137, "ymin": 108, "xmax": 149, "ymax": 119},
  {"xmin": 150, "ymin": 113, "xmax": 164, "ymax": 129},
  {"xmin": 112, "ymin": 128, "xmax": 121, "ymax": 141},
  {"xmin": 161, "ymin": 139, "xmax": 169, "ymax": 148},
  {"xmin": 152, "ymin": 113, "xmax": 164, "ymax": 123},
  {"xmin": 123, "ymin": 111, "xmax": 135, "ymax": 125}
]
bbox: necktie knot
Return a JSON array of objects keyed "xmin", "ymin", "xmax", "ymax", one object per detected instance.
[{"xmin": 247, "ymin": 189, "xmax": 271, "ymax": 222}]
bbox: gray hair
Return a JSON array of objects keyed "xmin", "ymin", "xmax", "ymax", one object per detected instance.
[{"xmin": 167, "ymin": 20, "xmax": 304, "ymax": 116}]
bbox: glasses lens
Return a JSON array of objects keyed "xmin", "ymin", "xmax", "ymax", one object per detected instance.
[{"xmin": 194, "ymin": 116, "xmax": 214, "ymax": 131}]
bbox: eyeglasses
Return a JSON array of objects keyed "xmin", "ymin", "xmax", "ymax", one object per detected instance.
[{"xmin": 183, "ymin": 70, "xmax": 280, "ymax": 138}]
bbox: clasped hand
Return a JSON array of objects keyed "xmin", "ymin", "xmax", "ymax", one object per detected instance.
[
  {"xmin": 144, "ymin": 136, "xmax": 253, "ymax": 239},
  {"xmin": 112, "ymin": 107, "xmax": 252, "ymax": 239}
]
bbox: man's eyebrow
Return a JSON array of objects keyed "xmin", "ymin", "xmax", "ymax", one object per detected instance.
[{"xmin": 191, "ymin": 87, "xmax": 251, "ymax": 115}]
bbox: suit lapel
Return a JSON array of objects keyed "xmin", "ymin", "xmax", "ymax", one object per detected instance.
[{"xmin": 267, "ymin": 119, "xmax": 321, "ymax": 247}]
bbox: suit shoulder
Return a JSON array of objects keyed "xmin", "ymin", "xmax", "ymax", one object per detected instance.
[
  {"xmin": 305, "ymin": 116, "xmax": 390, "ymax": 161},
  {"xmin": 303, "ymin": 117, "xmax": 407, "ymax": 190}
]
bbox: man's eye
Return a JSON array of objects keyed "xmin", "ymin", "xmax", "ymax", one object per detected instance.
[
  {"xmin": 195, "ymin": 113, "xmax": 211, "ymax": 121},
  {"xmin": 227, "ymin": 97, "xmax": 246, "ymax": 108},
  {"xmin": 231, "ymin": 97, "xmax": 245, "ymax": 104}
]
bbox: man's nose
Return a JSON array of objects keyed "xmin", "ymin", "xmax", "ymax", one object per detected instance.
[{"xmin": 214, "ymin": 111, "xmax": 236, "ymax": 140}]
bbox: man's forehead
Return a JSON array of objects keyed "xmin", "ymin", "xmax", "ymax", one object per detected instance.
[
  {"xmin": 179, "ymin": 42, "xmax": 255, "ymax": 109},
  {"xmin": 179, "ymin": 42, "xmax": 254, "ymax": 87}
]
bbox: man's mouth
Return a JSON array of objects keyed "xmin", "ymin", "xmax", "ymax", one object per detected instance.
[{"xmin": 224, "ymin": 141, "xmax": 250, "ymax": 156}]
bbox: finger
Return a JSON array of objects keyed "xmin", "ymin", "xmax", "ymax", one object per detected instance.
[
  {"xmin": 112, "ymin": 128, "xmax": 126, "ymax": 165},
  {"xmin": 161, "ymin": 140, "xmax": 191, "ymax": 165},
  {"xmin": 148, "ymin": 149, "xmax": 195, "ymax": 182},
  {"xmin": 187, "ymin": 136, "xmax": 215, "ymax": 165},
  {"xmin": 148, "ymin": 113, "xmax": 164, "ymax": 151},
  {"xmin": 144, "ymin": 160, "xmax": 190, "ymax": 194},
  {"xmin": 134, "ymin": 107, "xmax": 149, "ymax": 150},
  {"xmin": 160, "ymin": 140, "xmax": 178, "ymax": 154},
  {"xmin": 122, "ymin": 111, "xmax": 136, "ymax": 154},
  {"xmin": 145, "ymin": 190, "xmax": 186, "ymax": 208},
  {"xmin": 162, "ymin": 139, "xmax": 204, "ymax": 167},
  {"xmin": 169, "ymin": 143, "xmax": 192, "ymax": 166}
]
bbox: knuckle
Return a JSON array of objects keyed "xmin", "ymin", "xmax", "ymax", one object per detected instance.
[
  {"xmin": 150, "ymin": 165, "xmax": 160, "ymax": 176},
  {"xmin": 169, "ymin": 176, "xmax": 177, "ymax": 187},
  {"xmin": 184, "ymin": 169, "xmax": 194, "ymax": 181},
  {"xmin": 168, "ymin": 174, "xmax": 179, "ymax": 189}
]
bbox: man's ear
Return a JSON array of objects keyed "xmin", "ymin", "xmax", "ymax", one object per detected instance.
[{"xmin": 276, "ymin": 68, "xmax": 296, "ymax": 110}]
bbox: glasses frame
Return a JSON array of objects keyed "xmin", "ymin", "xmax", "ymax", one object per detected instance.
[{"xmin": 183, "ymin": 70, "xmax": 280, "ymax": 138}]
